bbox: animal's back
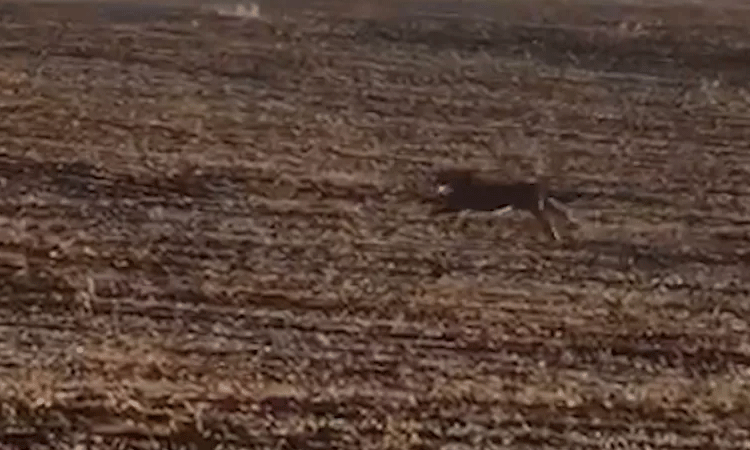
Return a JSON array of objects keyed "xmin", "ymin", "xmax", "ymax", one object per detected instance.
[{"xmin": 471, "ymin": 178, "xmax": 541, "ymax": 211}]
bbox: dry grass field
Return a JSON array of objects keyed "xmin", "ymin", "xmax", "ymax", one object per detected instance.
[{"xmin": 1, "ymin": 0, "xmax": 750, "ymax": 448}]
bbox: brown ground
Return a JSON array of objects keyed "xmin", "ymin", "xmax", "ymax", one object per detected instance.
[{"xmin": 1, "ymin": 0, "xmax": 750, "ymax": 448}]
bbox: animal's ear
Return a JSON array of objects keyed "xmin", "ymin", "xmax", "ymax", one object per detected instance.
[
  {"xmin": 435, "ymin": 167, "xmax": 459, "ymax": 183},
  {"xmin": 434, "ymin": 169, "xmax": 448, "ymax": 182}
]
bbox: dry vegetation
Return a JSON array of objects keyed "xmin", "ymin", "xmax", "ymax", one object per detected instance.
[{"xmin": 1, "ymin": 0, "xmax": 750, "ymax": 448}]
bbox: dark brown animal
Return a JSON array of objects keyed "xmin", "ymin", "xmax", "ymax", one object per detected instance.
[{"xmin": 431, "ymin": 169, "xmax": 579, "ymax": 241}]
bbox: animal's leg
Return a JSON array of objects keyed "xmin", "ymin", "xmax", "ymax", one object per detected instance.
[
  {"xmin": 493, "ymin": 205, "xmax": 514, "ymax": 217},
  {"xmin": 546, "ymin": 197, "xmax": 580, "ymax": 227},
  {"xmin": 531, "ymin": 209, "xmax": 560, "ymax": 241},
  {"xmin": 431, "ymin": 204, "xmax": 455, "ymax": 216}
]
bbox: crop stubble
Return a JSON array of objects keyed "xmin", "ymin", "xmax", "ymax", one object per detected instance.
[{"xmin": 1, "ymin": 0, "xmax": 750, "ymax": 448}]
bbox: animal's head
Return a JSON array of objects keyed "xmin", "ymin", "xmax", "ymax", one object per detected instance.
[{"xmin": 434, "ymin": 168, "xmax": 475, "ymax": 196}]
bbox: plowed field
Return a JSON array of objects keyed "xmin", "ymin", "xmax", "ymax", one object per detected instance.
[{"xmin": 2, "ymin": 0, "xmax": 750, "ymax": 448}]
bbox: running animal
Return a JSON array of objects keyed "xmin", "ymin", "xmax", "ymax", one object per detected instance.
[{"xmin": 431, "ymin": 168, "xmax": 579, "ymax": 241}]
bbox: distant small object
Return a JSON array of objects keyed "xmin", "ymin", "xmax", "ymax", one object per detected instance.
[{"xmin": 431, "ymin": 168, "xmax": 580, "ymax": 242}]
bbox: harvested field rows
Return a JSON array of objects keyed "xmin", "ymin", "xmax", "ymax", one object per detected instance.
[{"xmin": 1, "ymin": 0, "xmax": 750, "ymax": 448}]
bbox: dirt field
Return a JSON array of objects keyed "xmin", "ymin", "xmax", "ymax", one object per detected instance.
[{"xmin": 1, "ymin": 0, "xmax": 750, "ymax": 448}]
